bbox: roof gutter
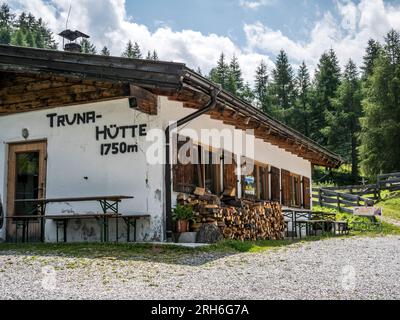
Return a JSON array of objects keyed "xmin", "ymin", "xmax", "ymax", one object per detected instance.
[{"xmin": 164, "ymin": 87, "xmax": 220, "ymax": 242}]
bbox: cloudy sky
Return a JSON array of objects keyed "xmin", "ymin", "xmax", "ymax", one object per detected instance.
[{"xmin": 6, "ymin": 0, "xmax": 400, "ymax": 84}]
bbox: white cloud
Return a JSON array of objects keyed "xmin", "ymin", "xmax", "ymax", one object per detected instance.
[
  {"xmin": 7, "ymin": 0, "xmax": 274, "ymax": 85},
  {"xmin": 244, "ymin": 0, "xmax": 400, "ymax": 73},
  {"xmin": 239, "ymin": 0, "xmax": 275, "ymax": 10},
  {"xmin": 6, "ymin": 0, "xmax": 400, "ymax": 85}
]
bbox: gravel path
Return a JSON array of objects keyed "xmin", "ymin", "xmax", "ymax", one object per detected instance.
[{"xmin": 1, "ymin": 236, "xmax": 399, "ymax": 300}]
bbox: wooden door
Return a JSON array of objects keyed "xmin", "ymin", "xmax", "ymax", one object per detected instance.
[{"xmin": 6, "ymin": 141, "xmax": 47, "ymax": 241}]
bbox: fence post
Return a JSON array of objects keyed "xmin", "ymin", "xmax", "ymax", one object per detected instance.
[
  {"xmin": 377, "ymin": 175, "xmax": 382, "ymax": 200},
  {"xmin": 337, "ymin": 194, "xmax": 341, "ymax": 212},
  {"xmin": 319, "ymin": 189, "xmax": 322, "ymax": 206}
]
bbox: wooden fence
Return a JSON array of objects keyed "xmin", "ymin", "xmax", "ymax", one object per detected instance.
[
  {"xmin": 377, "ymin": 172, "xmax": 400, "ymax": 192},
  {"xmin": 313, "ymin": 172, "xmax": 400, "ymax": 213},
  {"xmin": 312, "ymin": 188, "xmax": 374, "ymax": 213}
]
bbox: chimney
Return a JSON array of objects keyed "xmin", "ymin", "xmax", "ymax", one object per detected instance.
[{"xmin": 58, "ymin": 29, "xmax": 90, "ymax": 53}]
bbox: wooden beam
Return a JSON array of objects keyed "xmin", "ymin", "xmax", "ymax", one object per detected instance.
[
  {"xmin": 130, "ymin": 85, "xmax": 158, "ymax": 115},
  {"xmin": 0, "ymin": 80, "xmax": 131, "ymax": 115}
]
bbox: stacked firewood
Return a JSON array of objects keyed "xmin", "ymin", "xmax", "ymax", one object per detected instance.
[
  {"xmin": 222, "ymin": 202, "xmax": 285, "ymax": 241},
  {"xmin": 178, "ymin": 193, "xmax": 285, "ymax": 241}
]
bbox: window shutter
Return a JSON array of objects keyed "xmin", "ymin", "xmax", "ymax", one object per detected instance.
[
  {"xmin": 260, "ymin": 165, "xmax": 269, "ymax": 200},
  {"xmin": 223, "ymin": 153, "xmax": 237, "ymax": 194},
  {"xmin": 173, "ymin": 138, "xmax": 197, "ymax": 194},
  {"xmin": 303, "ymin": 177, "xmax": 311, "ymax": 209},
  {"xmin": 281, "ymin": 169, "xmax": 291, "ymax": 206},
  {"xmin": 270, "ymin": 166, "xmax": 280, "ymax": 202},
  {"xmin": 296, "ymin": 177, "xmax": 302, "ymax": 207}
]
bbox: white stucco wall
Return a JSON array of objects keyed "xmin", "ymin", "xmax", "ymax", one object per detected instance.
[
  {"xmin": 158, "ymin": 97, "xmax": 312, "ymax": 206},
  {"xmin": 0, "ymin": 95, "xmax": 312, "ymax": 242},
  {"xmin": 0, "ymin": 98, "xmax": 164, "ymax": 242}
]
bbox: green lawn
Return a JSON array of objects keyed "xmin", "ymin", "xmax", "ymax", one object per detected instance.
[
  {"xmin": 312, "ymin": 203, "xmax": 400, "ymax": 235},
  {"xmin": 376, "ymin": 191, "xmax": 400, "ymax": 222}
]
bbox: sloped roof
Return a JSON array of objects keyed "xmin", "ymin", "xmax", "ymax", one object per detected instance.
[{"xmin": 0, "ymin": 44, "xmax": 342, "ymax": 168}]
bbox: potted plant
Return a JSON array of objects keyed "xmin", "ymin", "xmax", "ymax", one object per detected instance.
[{"xmin": 172, "ymin": 204, "xmax": 195, "ymax": 233}]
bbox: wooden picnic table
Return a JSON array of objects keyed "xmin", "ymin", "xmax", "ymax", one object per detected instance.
[
  {"xmin": 12, "ymin": 195, "xmax": 134, "ymax": 243},
  {"xmin": 283, "ymin": 209, "xmax": 348, "ymax": 238}
]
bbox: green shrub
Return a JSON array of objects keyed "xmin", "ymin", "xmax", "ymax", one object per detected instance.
[{"xmin": 172, "ymin": 204, "xmax": 195, "ymax": 222}]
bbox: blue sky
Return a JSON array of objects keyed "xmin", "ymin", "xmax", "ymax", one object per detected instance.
[
  {"xmin": 7, "ymin": 0, "xmax": 400, "ymax": 84},
  {"xmin": 126, "ymin": 0, "xmax": 330, "ymax": 45}
]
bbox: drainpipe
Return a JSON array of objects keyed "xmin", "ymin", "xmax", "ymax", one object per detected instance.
[{"xmin": 164, "ymin": 87, "xmax": 220, "ymax": 242}]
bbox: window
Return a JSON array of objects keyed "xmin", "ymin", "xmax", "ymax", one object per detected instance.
[{"xmin": 173, "ymin": 138, "xmax": 222, "ymax": 195}]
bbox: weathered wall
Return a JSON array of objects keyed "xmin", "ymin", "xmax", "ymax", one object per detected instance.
[
  {"xmin": 0, "ymin": 98, "xmax": 164, "ymax": 242},
  {"xmin": 0, "ymin": 96, "xmax": 312, "ymax": 242}
]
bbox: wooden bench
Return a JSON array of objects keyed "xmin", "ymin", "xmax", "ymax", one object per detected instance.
[{"xmin": 46, "ymin": 214, "xmax": 151, "ymax": 243}]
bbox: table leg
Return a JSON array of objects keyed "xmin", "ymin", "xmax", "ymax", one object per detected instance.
[
  {"xmin": 105, "ymin": 217, "xmax": 109, "ymax": 243},
  {"xmin": 56, "ymin": 222, "xmax": 59, "ymax": 243},
  {"xmin": 134, "ymin": 218, "xmax": 137, "ymax": 242},
  {"xmin": 40, "ymin": 216, "xmax": 45, "ymax": 243},
  {"xmin": 126, "ymin": 218, "xmax": 131, "ymax": 243},
  {"xmin": 116, "ymin": 216, "xmax": 119, "ymax": 243},
  {"xmin": 63, "ymin": 220, "xmax": 67, "ymax": 243},
  {"xmin": 22, "ymin": 220, "xmax": 27, "ymax": 243}
]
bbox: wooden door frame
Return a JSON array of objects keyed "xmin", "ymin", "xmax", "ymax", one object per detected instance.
[{"xmin": 6, "ymin": 140, "xmax": 47, "ymax": 222}]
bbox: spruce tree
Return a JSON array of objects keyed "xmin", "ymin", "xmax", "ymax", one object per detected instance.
[
  {"xmin": 228, "ymin": 55, "xmax": 244, "ymax": 95},
  {"xmin": 146, "ymin": 50, "xmax": 152, "ymax": 60},
  {"xmin": 80, "ymin": 38, "xmax": 97, "ymax": 54},
  {"xmin": 209, "ymin": 53, "xmax": 230, "ymax": 90},
  {"xmin": 101, "ymin": 46, "xmax": 111, "ymax": 56},
  {"xmin": 11, "ymin": 29, "xmax": 25, "ymax": 46},
  {"xmin": 361, "ymin": 39, "xmax": 381, "ymax": 79},
  {"xmin": 324, "ymin": 59, "xmax": 362, "ymax": 181},
  {"xmin": 152, "ymin": 50, "xmax": 159, "ymax": 61},
  {"xmin": 0, "ymin": 3, "xmax": 14, "ymax": 44},
  {"xmin": 132, "ymin": 41, "xmax": 142, "ymax": 58},
  {"xmin": 254, "ymin": 60, "xmax": 269, "ymax": 111},
  {"xmin": 269, "ymin": 50, "xmax": 296, "ymax": 124},
  {"xmin": 241, "ymin": 82, "xmax": 255, "ymax": 104},
  {"xmin": 311, "ymin": 49, "xmax": 341, "ymax": 144},
  {"xmin": 294, "ymin": 61, "xmax": 312, "ymax": 137},
  {"xmin": 123, "ymin": 41, "xmax": 134, "ymax": 58},
  {"xmin": 360, "ymin": 30, "xmax": 400, "ymax": 177}
]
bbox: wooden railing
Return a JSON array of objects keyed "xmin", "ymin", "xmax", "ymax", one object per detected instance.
[
  {"xmin": 377, "ymin": 172, "xmax": 400, "ymax": 192},
  {"xmin": 319, "ymin": 184, "xmax": 381, "ymax": 201},
  {"xmin": 313, "ymin": 172, "xmax": 400, "ymax": 212},
  {"xmin": 313, "ymin": 188, "xmax": 375, "ymax": 213}
]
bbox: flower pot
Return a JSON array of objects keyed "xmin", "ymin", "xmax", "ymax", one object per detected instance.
[{"xmin": 176, "ymin": 219, "xmax": 189, "ymax": 233}]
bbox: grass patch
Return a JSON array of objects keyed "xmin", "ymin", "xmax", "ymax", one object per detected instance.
[
  {"xmin": 376, "ymin": 191, "xmax": 400, "ymax": 222},
  {"xmin": 313, "ymin": 204, "xmax": 400, "ymax": 235}
]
